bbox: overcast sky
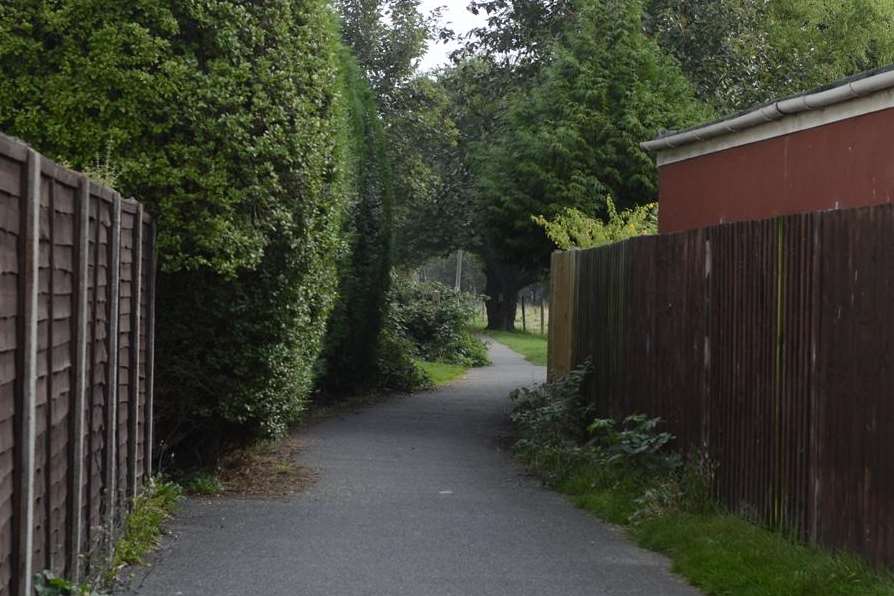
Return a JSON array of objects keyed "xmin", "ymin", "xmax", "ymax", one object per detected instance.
[{"xmin": 417, "ymin": 0, "xmax": 488, "ymax": 73}]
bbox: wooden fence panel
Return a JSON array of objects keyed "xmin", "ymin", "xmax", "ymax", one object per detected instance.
[
  {"xmin": 549, "ymin": 203, "xmax": 894, "ymax": 568},
  {"xmin": 647, "ymin": 230, "xmax": 705, "ymax": 450},
  {"xmin": 115, "ymin": 206, "xmax": 134, "ymax": 514},
  {"xmin": 0, "ymin": 133, "xmax": 155, "ymax": 595},
  {"xmin": 82, "ymin": 192, "xmax": 113, "ymax": 571},
  {"xmin": 814, "ymin": 205, "xmax": 894, "ymax": 566},
  {"xmin": 0, "ymin": 149, "xmax": 22, "ymax": 596}
]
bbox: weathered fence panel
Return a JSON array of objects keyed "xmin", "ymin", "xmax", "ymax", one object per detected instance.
[
  {"xmin": 0, "ymin": 133, "xmax": 156, "ymax": 595},
  {"xmin": 548, "ymin": 202, "xmax": 894, "ymax": 567}
]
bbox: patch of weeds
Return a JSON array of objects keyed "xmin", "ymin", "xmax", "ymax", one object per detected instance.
[
  {"xmin": 182, "ymin": 471, "xmax": 223, "ymax": 496},
  {"xmin": 105, "ymin": 479, "xmax": 181, "ymax": 584},
  {"xmin": 34, "ymin": 571, "xmax": 104, "ymax": 596},
  {"xmin": 509, "ymin": 366, "xmax": 894, "ymax": 595}
]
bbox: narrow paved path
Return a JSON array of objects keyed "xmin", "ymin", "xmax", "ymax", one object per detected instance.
[{"xmin": 129, "ymin": 342, "xmax": 698, "ymax": 595}]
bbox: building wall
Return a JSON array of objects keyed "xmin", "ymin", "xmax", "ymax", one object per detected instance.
[{"xmin": 657, "ymin": 107, "xmax": 894, "ymax": 233}]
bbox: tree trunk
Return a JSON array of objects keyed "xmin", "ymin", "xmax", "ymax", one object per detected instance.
[
  {"xmin": 483, "ymin": 260, "xmax": 526, "ymax": 331},
  {"xmin": 485, "ymin": 290, "xmax": 518, "ymax": 330}
]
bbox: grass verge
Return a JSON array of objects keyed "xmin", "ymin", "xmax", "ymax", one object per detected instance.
[
  {"xmin": 485, "ymin": 329, "xmax": 548, "ymax": 366},
  {"xmin": 105, "ymin": 479, "xmax": 181, "ymax": 585},
  {"xmin": 526, "ymin": 460, "xmax": 894, "ymax": 595},
  {"xmin": 414, "ymin": 360, "xmax": 468, "ymax": 386},
  {"xmin": 511, "ymin": 365, "xmax": 894, "ymax": 596}
]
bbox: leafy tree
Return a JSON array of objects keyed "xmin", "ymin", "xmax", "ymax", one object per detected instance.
[
  {"xmin": 335, "ymin": 0, "xmax": 439, "ymax": 113},
  {"xmin": 469, "ymin": 0, "xmax": 705, "ymax": 329},
  {"xmin": 462, "ymin": 0, "xmax": 575, "ymax": 78},
  {"xmin": 646, "ymin": 0, "xmax": 894, "ymax": 113},
  {"xmin": 387, "ymin": 76, "xmax": 473, "ymax": 266}
]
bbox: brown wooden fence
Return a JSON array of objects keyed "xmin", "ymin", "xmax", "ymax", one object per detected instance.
[
  {"xmin": 548, "ymin": 203, "xmax": 894, "ymax": 567},
  {"xmin": 0, "ymin": 133, "xmax": 156, "ymax": 595}
]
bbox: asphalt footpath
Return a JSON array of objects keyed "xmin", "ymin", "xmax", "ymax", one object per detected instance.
[{"xmin": 127, "ymin": 340, "xmax": 699, "ymax": 596}]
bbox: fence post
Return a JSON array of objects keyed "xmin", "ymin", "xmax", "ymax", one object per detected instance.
[
  {"xmin": 17, "ymin": 149, "xmax": 40, "ymax": 596},
  {"xmin": 127, "ymin": 202, "xmax": 143, "ymax": 500},
  {"xmin": 540, "ymin": 297, "xmax": 544, "ymax": 336},
  {"xmin": 68, "ymin": 176, "xmax": 90, "ymax": 579},
  {"xmin": 143, "ymin": 222, "xmax": 156, "ymax": 479},
  {"xmin": 105, "ymin": 194, "xmax": 121, "ymax": 554},
  {"xmin": 520, "ymin": 294, "xmax": 526, "ymax": 332}
]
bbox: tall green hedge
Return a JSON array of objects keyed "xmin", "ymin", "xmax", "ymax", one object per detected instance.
[
  {"xmin": 320, "ymin": 51, "xmax": 394, "ymax": 393},
  {"xmin": 0, "ymin": 1, "xmax": 365, "ymax": 458}
]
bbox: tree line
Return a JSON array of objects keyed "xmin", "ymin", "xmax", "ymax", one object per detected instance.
[
  {"xmin": 2, "ymin": 0, "xmax": 893, "ymax": 457},
  {"xmin": 390, "ymin": 0, "xmax": 894, "ymax": 331}
]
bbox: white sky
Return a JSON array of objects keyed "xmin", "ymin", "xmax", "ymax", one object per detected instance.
[{"xmin": 417, "ymin": 0, "xmax": 488, "ymax": 73}]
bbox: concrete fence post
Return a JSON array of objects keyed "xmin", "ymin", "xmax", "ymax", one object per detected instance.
[
  {"xmin": 127, "ymin": 202, "xmax": 143, "ymax": 501},
  {"xmin": 105, "ymin": 193, "xmax": 121, "ymax": 553},
  {"xmin": 17, "ymin": 149, "xmax": 40, "ymax": 596},
  {"xmin": 68, "ymin": 176, "xmax": 90, "ymax": 580}
]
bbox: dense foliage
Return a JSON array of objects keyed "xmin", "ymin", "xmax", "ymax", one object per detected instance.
[
  {"xmin": 646, "ymin": 0, "xmax": 894, "ymax": 113},
  {"xmin": 532, "ymin": 199, "xmax": 658, "ymax": 251},
  {"xmin": 389, "ymin": 0, "xmax": 894, "ymax": 332},
  {"xmin": 468, "ymin": 0, "xmax": 704, "ymax": 328},
  {"xmin": 509, "ymin": 363, "xmax": 694, "ymax": 513},
  {"xmin": 320, "ymin": 52, "xmax": 394, "ymax": 393},
  {"xmin": 6, "ymin": 0, "xmax": 894, "ymax": 462},
  {"xmin": 0, "ymin": 0, "xmax": 390, "ymax": 457},
  {"xmin": 387, "ymin": 279, "xmax": 489, "ymax": 367}
]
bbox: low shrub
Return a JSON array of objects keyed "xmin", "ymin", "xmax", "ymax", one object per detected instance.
[
  {"xmin": 509, "ymin": 362, "xmax": 699, "ymax": 520},
  {"xmin": 586, "ymin": 414, "xmax": 679, "ymax": 474},
  {"xmin": 510, "ymin": 362, "xmax": 594, "ymax": 450},
  {"xmin": 34, "ymin": 572, "xmax": 102, "ymax": 596},
  {"xmin": 388, "ymin": 278, "xmax": 490, "ymax": 367},
  {"xmin": 374, "ymin": 326, "xmax": 433, "ymax": 392}
]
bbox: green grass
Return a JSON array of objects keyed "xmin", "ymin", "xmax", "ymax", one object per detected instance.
[
  {"xmin": 634, "ymin": 513, "xmax": 894, "ymax": 596},
  {"xmin": 415, "ymin": 360, "xmax": 468, "ymax": 386},
  {"xmin": 106, "ymin": 479, "xmax": 182, "ymax": 584},
  {"xmin": 534, "ymin": 463, "xmax": 894, "ymax": 596},
  {"xmin": 485, "ymin": 329, "xmax": 548, "ymax": 366}
]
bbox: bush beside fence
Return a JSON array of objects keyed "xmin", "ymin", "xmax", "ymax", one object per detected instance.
[
  {"xmin": 0, "ymin": 133, "xmax": 156, "ymax": 595},
  {"xmin": 548, "ymin": 203, "xmax": 894, "ymax": 568}
]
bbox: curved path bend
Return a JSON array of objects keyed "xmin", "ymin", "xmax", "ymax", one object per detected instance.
[{"xmin": 129, "ymin": 341, "xmax": 698, "ymax": 596}]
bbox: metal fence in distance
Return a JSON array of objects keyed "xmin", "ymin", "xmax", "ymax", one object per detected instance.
[
  {"xmin": 548, "ymin": 203, "xmax": 894, "ymax": 568},
  {"xmin": 0, "ymin": 133, "xmax": 156, "ymax": 595}
]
